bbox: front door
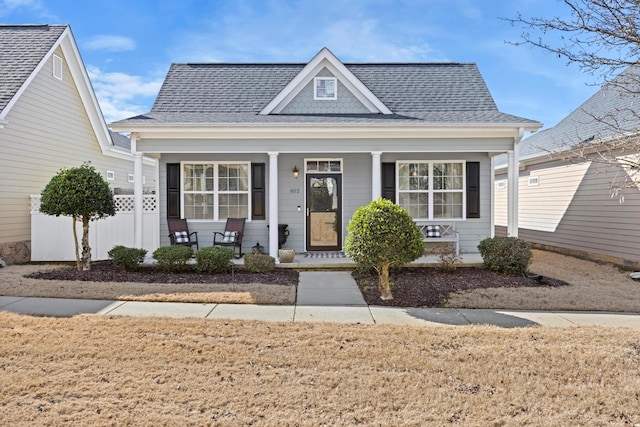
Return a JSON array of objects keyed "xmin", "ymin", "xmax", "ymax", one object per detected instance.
[{"xmin": 306, "ymin": 174, "xmax": 342, "ymax": 251}]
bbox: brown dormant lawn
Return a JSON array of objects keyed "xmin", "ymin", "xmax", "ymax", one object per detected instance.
[
  {"xmin": 1, "ymin": 250, "xmax": 640, "ymax": 424},
  {"xmin": 446, "ymin": 249, "xmax": 640, "ymax": 312},
  {"xmin": 1, "ymin": 312, "xmax": 639, "ymax": 425}
]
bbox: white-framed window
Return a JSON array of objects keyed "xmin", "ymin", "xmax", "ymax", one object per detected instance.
[
  {"xmin": 528, "ymin": 176, "xmax": 540, "ymax": 186},
  {"xmin": 128, "ymin": 174, "xmax": 135, "ymax": 183},
  {"xmin": 53, "ymin": 54, "xmax": 63, "ymax": 80},
  {"xmin": 314, "ymin": 77, "xmax": 337, "ymax": 100},
  {"xmin": 397, "ymin": 161, "xmax": 465, "ymax": 220},
  {"xmin": 106, "ymin": 170, "xmax": 115, "ymax": 181},
  {"xmin": 182, "ymin": 162, "xmax": 250, "ymax": 221}
]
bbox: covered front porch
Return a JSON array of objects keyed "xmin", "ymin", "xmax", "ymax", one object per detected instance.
[{"xmin": 122, "ymin": 131, "xmax": 526, "ymax": 262}]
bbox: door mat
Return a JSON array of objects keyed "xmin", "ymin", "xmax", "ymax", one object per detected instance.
[{"xmin": 303, "ymin": 251, "xmax": 346, "ymax": 258}]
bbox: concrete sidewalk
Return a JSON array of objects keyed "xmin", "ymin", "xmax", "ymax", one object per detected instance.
[{"xmin": 1, "ymin": 271, "xmax": 640, "ymax": 328}]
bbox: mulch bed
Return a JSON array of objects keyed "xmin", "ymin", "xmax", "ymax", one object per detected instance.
[
  {"xmin": 28, "ymin": 262, "xmax": 569, "ymax": 308},
  {"xmin": 29, "ymin": 261, "xmax": 299, "ymax": 286},
  {"xmin": 354, "ymin": 267, "xmax": 569, "ymax": 307}
]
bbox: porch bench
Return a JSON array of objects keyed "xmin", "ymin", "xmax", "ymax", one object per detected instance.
[{"xmin": 415, "ymin": 221, "xmax": 460, "ymax": 255}]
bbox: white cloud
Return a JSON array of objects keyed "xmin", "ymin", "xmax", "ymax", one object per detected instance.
[
  {"xmin": 87, "ymin": 66, "xmax": 163, "ymax": 122},
  {"xmin": 84, "ymin": 35, "xmax": 136, "ymax": 52},
  {"xmin": 172, "ymin": 21, "xmax": 444, "ymax": 65},
  {"xmin": 0, "ymin": 0, "xmax": 52, "ymax": 18},
  {"xmin": 321, "ymin": 19, "xmax": 445, "ymax": 62}
]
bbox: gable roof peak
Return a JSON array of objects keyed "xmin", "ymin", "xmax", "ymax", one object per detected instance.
[{"xmin": 259, "ymin": 47, "xmax": 393, "ymax": 115}]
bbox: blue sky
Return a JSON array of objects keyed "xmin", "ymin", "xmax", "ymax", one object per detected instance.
[{"xmin": 2, "ymin": 0, "xmax": 602, "ymax": 130}]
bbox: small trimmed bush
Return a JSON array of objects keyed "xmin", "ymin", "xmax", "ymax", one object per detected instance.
[
  {"xmin": 244, "ymin": 253, "xmax": 276, "ymax": 273},
  {"xmin": 108, "ymin": 245, "xmax": 147, "ymax": 271},
  {"xmin": 477, "ymin": 237, "xmax": 532, "ymax": 276},
  {"xmin": 195, "ymin": 247, "xmax": 234, "ymax": 273},
  {"xmin": 344, "ymin": 198, "xmax": 425, "ymax": 300},
  {"xmin": 152, "ymin": 245, "xmax": 193, "ymax": 272}
]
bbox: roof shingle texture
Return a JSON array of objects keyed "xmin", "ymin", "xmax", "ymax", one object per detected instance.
[
  {"xmin": 520, "ymin": 68, "xmax": 640, "ymax": 158},
  {"xmin": 0, "ymin": 24, "xmax": 66, "ymax": 113},
  {"xmin": 115, "ymin": 62, "xmax": 538, "ymax": 126}
]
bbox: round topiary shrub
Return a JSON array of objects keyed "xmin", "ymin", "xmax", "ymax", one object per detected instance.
[
  {"xmin": 477, "ymin": 236, "xmax": 532, "ymax": 276},
  {"xmin": 152, "ymin": 245, "xmax": 193, "ymax": 272},
  {"xmin": 195, "ymin": 247, "xmax": 234, "ymax": 274},
  {"xmin": 344, "ymin": 198, "xmax": 425, "ymax": 300},
  {"xmin": 108, "ymin": 245, "xmax": 147, "ymax": 271}
]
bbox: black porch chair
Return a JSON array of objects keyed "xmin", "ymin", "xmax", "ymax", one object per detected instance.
[{"xmin": 213, "ymin": 218, "xmax": 246, "ymax": 258}]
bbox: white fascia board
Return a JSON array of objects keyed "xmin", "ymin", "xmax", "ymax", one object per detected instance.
[
  {"xmin": 104, "ymin": 145, "xmax": 156, "ymax": 166},
  {"xmin": 0, "ymin": 28, "xmax": 67, "ymax": 122},
  {"xmin": 58, "ymin": 27, "xmax": 115, "ymax": 156},
  {"xmin": 110, "ymin": 123, "xmax": 532, "ymax": 141},
  {"xmin": 259, "ymin": 47, "xmax": 392, "ymax": 115},
  {"xmin": 0, "ymin": 26, "xmax": 117, "ymax": 155}
]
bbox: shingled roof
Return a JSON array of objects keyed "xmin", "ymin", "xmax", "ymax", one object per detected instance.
[
  {"xmin": 114, "ymin": 60, "xmax": 539, "ymax": 127},
  {"xmin": 0, "ymin": 24, "xmax": 67, "ymax": 113},
  {"xmin": 520, "ymin": 67, "xmax": 640, "ymax": 159}
]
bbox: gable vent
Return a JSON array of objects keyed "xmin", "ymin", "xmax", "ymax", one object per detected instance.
[{"xmin": 53, "ymin": 54, "xmax": 63, "ymax": 80}]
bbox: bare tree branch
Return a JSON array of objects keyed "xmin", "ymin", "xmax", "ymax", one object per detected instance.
[{"xmin": 506, "ymin": 1, "xmax": 640, "ymax": 198}]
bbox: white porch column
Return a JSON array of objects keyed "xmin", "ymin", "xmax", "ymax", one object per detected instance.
[
  {"xmin": 132, "ymin": 134, "xmax": 144, "ymax": 248},
  {"xmin": 268, "ymin": 152, "xmax": 279, "ymax": 259},
  {"xmin": 490, "ymin": 155, "xmax": 496, "ymax": 238},
  {"xmin": 371, "ymin": 151, "xmax": 382, "ymax": 200},
  {"xmin": 507, "ymin": 128, "xmax": 523, "ymax": 237}
]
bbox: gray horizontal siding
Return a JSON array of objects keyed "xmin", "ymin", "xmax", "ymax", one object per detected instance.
[
  {"xmin": 0, "ymin": 47, "xmax": 152, "ymax": 245},
  {"xmin": 494, "ymin": 158, "xmax": 640, "ymax": 263},
  {"xmin": 158, "ymin": 152, "xmax": 493, "ymax": 254}
]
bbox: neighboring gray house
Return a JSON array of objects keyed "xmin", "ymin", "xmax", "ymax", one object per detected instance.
[
  {"xmin": 0, "ymin": 24, "xmax": 155, "ymax": 263},
  {"xmin": 495, "ymin": 69, "xmax": 640, "ymax": 268},
  {"xmin": 111, "ymin": 48, "xmax": 540, "ymax": 259}
]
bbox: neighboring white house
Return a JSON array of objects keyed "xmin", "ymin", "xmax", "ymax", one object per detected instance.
[
  {"xmin": 495, "ymin": 68, "xmax": 640, "ymax": 269},
  {"xmin": 111, "ymin": 48, "xmax": 540, "ymax": 259},
  {"xmin": 0, "ymin": 24, "xmax": 155, "ymax": 263}
]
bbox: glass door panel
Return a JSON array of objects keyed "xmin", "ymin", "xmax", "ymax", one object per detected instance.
[{"xmin": 306, "ymin": 174, "xmax": 341, "ymax": 251}]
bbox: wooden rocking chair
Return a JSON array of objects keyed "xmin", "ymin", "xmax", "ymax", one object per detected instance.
[
  {"xmin": 167, "ymin": 218, "xmax": 199, "ymax": 250},
  {"xmin": 213, "ymin": 218, "xmax": 246, "ymax": 258}
]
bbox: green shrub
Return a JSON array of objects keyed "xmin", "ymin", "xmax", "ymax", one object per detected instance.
[
  {"xmin": 344, "ymin": 198, "xmax": 425, "ymax": 300},
  {"xmin": 195, "ymin": 247, "xmax": 234, "ymax": 273},
  {"xmin": 477, "ymin": 237, "xmax": 532, "ymax": 276},
  {"xmin": 244, "ymin": 253, "xmax": 276, "ymax": 273},
  {"xmin": 40, "ymin": 162, "xmax": 115, "ymax": 271},
  {"xmin": 152, "ymin": 245, "xmax": 193, "ymax": 272},
  {"xmin": 108, "ymin": 245, "xmax": 147, "ymax": 271}
]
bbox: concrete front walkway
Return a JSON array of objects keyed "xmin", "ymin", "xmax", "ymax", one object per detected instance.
[{"xmin": 1, "ymin": 271, "xmax": 640, "ymax": 328}]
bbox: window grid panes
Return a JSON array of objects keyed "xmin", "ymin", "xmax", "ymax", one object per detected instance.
[
  {"xmin": 182, "ymin": 162, "xmax": 250, "ymax": 221},
  {"xmin": 305, "ymin": 160, "xmax": 342, "ymax": 173},
  {"xmin": 314, "ymin": 77, "xmax": 337, "ymax": 100},
  {"xmin": 397, "ymin": 161, "xmax": 465, "ymax": 220}
]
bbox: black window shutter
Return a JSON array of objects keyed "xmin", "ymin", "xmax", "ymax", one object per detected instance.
[
  {"xmin": 166, "ymin": 163, "xmax": 180, "ymax": 219},
  {"xmin": 252, "ymin": 163, "xmax": 265, "ymax": 220},
  {"xmin": 381, "ymin": 162, "xmax": 396, "ymax": 203},
  {"xmin": 466, "ymin": 161, "xmax": 480, "ymax": 219}
]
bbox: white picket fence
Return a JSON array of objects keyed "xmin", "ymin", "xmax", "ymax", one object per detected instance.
[{"xmin": 30, "ymin": 195, "xmax": 159, "ymax": 261}]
